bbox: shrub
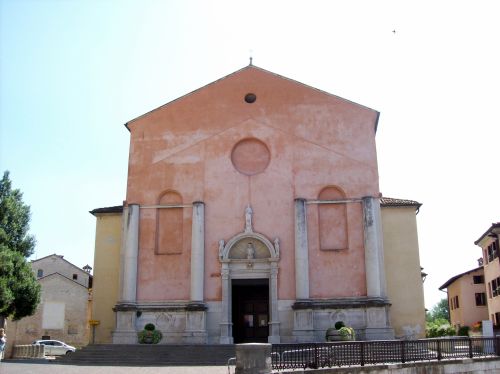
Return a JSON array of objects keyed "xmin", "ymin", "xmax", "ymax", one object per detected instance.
[
  {"xmin": 426, "ymin": 319, "xmax": 456, "ymax": 338},
  {"xmin": 144, "ymin": 323, "xmax": 156, "ymax": 331},
  {"xmin": 138, "ymin": 327, "xmax": 162, "ymax": 344},
  {"xmin": 338, "ymin": 326, "xmax": 355, "ymax": 340},
  {"xmin": 457, "ymin": 326, "xmax": 470, "ymax": 336},
  {"xmin": 334, "ymin": 321, "xmax": 346, "ymax": 330}
]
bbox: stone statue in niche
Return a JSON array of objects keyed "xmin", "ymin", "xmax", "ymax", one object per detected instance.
[
  {"xmin": 274, "ymin": 237, "xmax": 280, "ymax": 258},
  {"xmin": 245, "ymin": 205, "xmax": 253, "ymax": 233},
  {"xmin": 246, "ymin": 242, "xmax": 255, "ymax": 259},
  {"xmin": 218, "ymin": 239, "xmax": 225, "ymax": 260}
]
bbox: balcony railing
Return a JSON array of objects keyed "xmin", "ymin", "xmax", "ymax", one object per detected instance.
[{"xmin": 271, "ymin": 337, "xmax": 500, "ymax": 370}]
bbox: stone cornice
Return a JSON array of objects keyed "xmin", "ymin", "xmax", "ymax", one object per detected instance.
[
  {"xmin": 113, "ymin": 301, "xmax": 208, "ymax": 312},
  {"xmin": 292, "ymin": 297, "xmax": 391, "ymax": 310}
]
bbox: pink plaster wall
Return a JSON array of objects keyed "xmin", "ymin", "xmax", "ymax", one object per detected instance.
[{"xmin": 126, "ymin": 66, "xmax": 380, "ymax": 302}]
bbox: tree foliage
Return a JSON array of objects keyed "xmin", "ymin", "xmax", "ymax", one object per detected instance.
[
  {"xmin": 0, "ymin": 171, "xmax": 36, "ymax": 257},
  {"xmin": 426, "ymin": 298, "xmax": 450, "ymax": 322},
  {"xmin": 0, "ymin": 248, "xmax": 41, "ymax": 320},
  {"xmin": 0, "ymin": 171, "xmax": 40, "ymax": 320}
]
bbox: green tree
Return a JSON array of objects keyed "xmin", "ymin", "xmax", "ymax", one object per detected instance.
[
  {"xmin": 0, "ymin": 171, "xmax": 36, "ymax": 257},
  {"xmin": 0, "ymin": 171, "xmax": 40, "ymax": 321},
  {"xmin": 426, "ymin": 298, "xmax": 450, "ymax": 322},
  {"xmin": 0, "ymin": 249, "xmax": 40, "ymax": 320}
]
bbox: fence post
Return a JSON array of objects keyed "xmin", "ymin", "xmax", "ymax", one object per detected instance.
[
  {"xmin": 401, "ymin": 340, "xmax": 406, "ymax": 363},
  {"xmin": 468, "ymin": 337, "xmax": 473, "ymax": 358},
  {"xmin": 360, "ymin": 341, "xmax": 365, "ymax": 367},
  {"xmin": 437, "ymin": 339, "xmax": 442, "ymax": 361},
  {"xmin": 314, "ymin": 344, "xmax": 318, "ymax": 369}
]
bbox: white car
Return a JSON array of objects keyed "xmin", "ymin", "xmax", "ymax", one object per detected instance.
[{"xmin": 32, "ymin": 340, "xmax": 76, "ymax": 355}]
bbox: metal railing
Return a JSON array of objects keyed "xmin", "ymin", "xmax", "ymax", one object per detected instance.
[{"xmin": 271, "ymin": 337, "xmax": 500, "ymax": 370}]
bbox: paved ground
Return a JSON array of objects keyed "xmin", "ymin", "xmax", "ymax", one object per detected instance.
[{"xmin": 0, "ymin": 361, "xmax": 233, "ymax": 374}]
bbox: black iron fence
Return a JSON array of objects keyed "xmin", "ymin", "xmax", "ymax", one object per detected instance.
[{"xmin": 271, "ymin": 337, "xmax": 500, "ymax": 370}]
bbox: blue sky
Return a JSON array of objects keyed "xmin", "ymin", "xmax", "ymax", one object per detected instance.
[{"xmin": 1, "ymin": 0, "xmax": 499, "ymax": 309}]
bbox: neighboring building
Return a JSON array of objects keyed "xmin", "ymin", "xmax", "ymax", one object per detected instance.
[
  {"xmin": 89, "ymin": 206, "xmax": 123, "ymax": 344},
  {"xmin": 380, "ymin": 198, "xmax": 426, "ymax": 339},
  {"xmin": 475, "ymin": 223, "xmax": 500, "ymax": 327},
  {"xmin": 5, "ymin": 254, "xmax": 92, "ymax": 356},
  {"xmin": 439, "ymin": 267, "xmax": 488, "ymax": 330},
  {"xmin": 90, "ymin": 65, "xmax": 426, "ymax": 344}
]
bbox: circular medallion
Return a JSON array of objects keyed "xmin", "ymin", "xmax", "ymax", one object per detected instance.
[{"xmin": 231, "ymin": 138, "xmax": 270, "ymax": 176}]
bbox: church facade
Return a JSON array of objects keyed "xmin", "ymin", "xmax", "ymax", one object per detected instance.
[{"xmin": 90, "ymin": 65, "xmax": 425, "ymax": 344}]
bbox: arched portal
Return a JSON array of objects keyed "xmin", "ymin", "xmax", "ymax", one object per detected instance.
[{"xmin": 219, "ymin": 231, "xmax": 280, "ymax": 344}]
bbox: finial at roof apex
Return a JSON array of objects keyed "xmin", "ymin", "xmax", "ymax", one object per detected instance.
[{"xmin": 249, "ymin": 56, "xmax": 253, "ymax": 66}]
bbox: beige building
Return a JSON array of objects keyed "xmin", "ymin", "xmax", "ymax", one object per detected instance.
[
  {"xmin": 89, "ymin": 206, "xmax": 122, "ymax": 343},
  {"xmin": 439, "ymin": 267, "xmax": 488, "ymax": 330},
  {"xmin": 381, "ymin": 198, "xmax": 426, "ymax": 339},
  {"xmin": 475, "ymin": 222, "xmax": 500, "ymax": 327},
  {"xmin": 5, "ymin": 254, "xmax": 92, "ymax": 356}
]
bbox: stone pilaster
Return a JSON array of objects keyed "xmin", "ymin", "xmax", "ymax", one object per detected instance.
[
  {"xmin": 362, "ymin": 196, "xmax": 386, "ymax": 298},
  {"xmin": 294, "ymin": 198, "xmax": 309, "ymax": 300},
  {"xmin": 219, "ymin": 265, "xmax": 233, "ymax": 344},
  {"xmin": 190, "ymin": 201, "xmax": 205, "ymax": 302},
  {"xmin": 113, "ymin": 204, "xmax": 140, "ymax": 343},
  {"xmin": 120, "ymin": 204, "xmax": 140, "ymax": 303},
  {"xmin": 268, "ymin": 264, "xmax": 280, "ymax": 343}
]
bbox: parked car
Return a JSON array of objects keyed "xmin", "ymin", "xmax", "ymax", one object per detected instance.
[{"xmin": 32, "ymin": 340, "xmax": 76, "ymax": 355}]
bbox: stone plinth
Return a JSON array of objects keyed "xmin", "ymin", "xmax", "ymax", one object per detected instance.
[{"xmin": 235, "ymin": 343, "xmax": 272, "ymax": 374}]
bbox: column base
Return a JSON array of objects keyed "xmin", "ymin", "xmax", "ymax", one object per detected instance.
[
  {"xmin": 292, "ymin": 309, "xmax": 315, "ymax": 342},
  {"xmin": 112, "ymin": 308, "xmax": 137, "ymax": 344},
  {"xmin": 268, "ymin": 335, "xmax": 281, "ymax": 344},
  {"xmin": 220, "ymin": 336, "xmax": 234, "ymax": 344}
]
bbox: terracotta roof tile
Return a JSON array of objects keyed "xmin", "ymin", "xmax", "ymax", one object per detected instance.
[
  {"xmin": 89, "ymin": 205, "xmax": 123, "ymax": 215},
  {"xmin": 380, "ymin": 197, "xmax": 422, "ymax": 209}
]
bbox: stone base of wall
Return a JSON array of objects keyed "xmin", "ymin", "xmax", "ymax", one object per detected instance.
[
  {"xmin": 290, "ymin": 298, "xmax": 394, "ymax": 342},
  {"xmin": 112, "ymin": 298, "xmax": 396, "ymax": 344},
  {"xmin": 112, "ymin": 302, "xmax": 208, "ymax": 344}
]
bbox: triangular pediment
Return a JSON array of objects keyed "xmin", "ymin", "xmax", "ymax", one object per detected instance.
[{"xmin": 126, "ymin": 65, "xmax": 379, "ymax": 133}]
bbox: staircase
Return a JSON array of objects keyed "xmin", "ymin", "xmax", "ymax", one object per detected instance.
[{"xmin": 56, "ymin": 344, "xmax": 236, "ymax": 366}]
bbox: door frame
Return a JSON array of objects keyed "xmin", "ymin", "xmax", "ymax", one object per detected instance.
[{"xmin": 219, "ymin": 232, "xmax": 280, "ymax": 344}]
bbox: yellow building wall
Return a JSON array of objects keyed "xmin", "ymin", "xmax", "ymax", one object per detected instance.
[
  {"xmin": 91, "ymin": 212, "xmax": 122, "ymax": 343},
  {"xmin": 382, "ymin": 206, "xmax": 426, "ymax": 339},
  {"xmin": 447, "ymin": 270, "xmax": 488, "ymax": 329}
]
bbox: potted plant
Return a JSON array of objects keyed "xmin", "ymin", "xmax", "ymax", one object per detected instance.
[
  {"xmin": 138, "ymin": 323, "xmax": 162, "ymax": 344},
  {"xmin": 326, "ymin": 321, "xmax": 355, "ymax": 341},
  {"xmin": 470, "ymin": 321, "xmax": 482, "ymax": 336},
  {"xmin": 338, "ymin": 326, "xmax": 355, "ymax": 341}
]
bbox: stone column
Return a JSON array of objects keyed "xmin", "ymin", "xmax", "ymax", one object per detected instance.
[
  {"xmin": 120, "ymin": 204, "xmax": 140, "ymax": 303},
  {"xmin": 294, "ymin": 198, "xmax": 309, "ymax": 299},
  {"xmin": 190, "ymin": 201, "xmax": 205, "ymax": 302},
  {"xmin": 362, "ymin": 196, "xmax": 386, "ymax": 297}
]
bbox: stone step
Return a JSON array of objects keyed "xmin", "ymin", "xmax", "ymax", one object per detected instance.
[{"xmin": 57, "ymin": 344, "xmax": 236, "ymax": 366}]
